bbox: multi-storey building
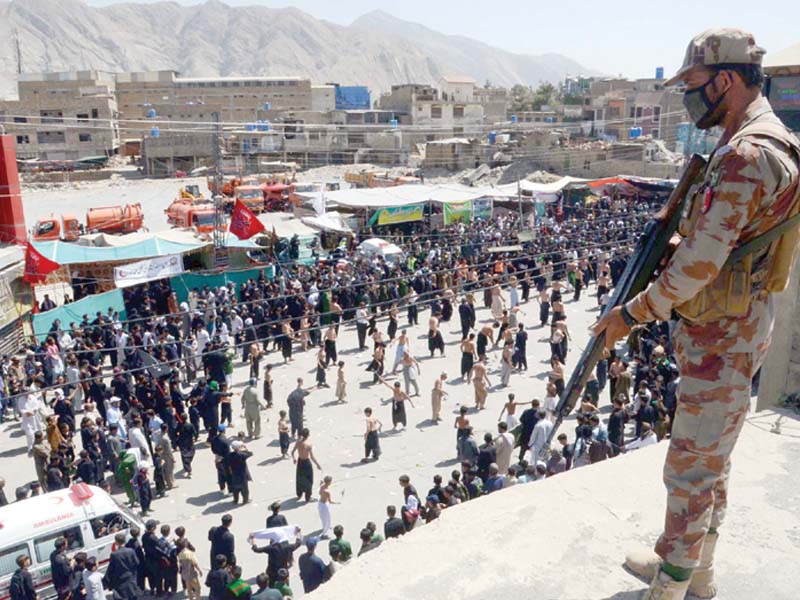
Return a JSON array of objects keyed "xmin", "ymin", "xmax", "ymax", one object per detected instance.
[
  {"xmin": 0, "ymin": 71, "xmax": 119, "ymax": 160},
  {"xmin": 115, "ymin": 71, "xmax": 313, "ymax": 135}
]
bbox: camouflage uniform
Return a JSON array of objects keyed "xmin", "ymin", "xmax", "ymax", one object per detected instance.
[{"xmin": 627, "ymin": 94, "xmax": 800, "ymax": 570}]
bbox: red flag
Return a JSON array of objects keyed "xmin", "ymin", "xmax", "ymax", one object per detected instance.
[
  {"xmin": 24, "ymin": 241, "xmax": 60, "ymax": 284},
  {"xmin": 229, "ymin": 199, "xmax": 266, "ymax": 240}
]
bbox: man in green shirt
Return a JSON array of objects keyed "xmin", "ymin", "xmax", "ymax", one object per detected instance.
[
  {"xmin": 270, "ymin": 568, "xmax": 292, "ymax": 597},
  {"xmin": 327, "ymin": 525, "xmax": 352, "ymax": 562},
  {"xmin": 224, "ymin": 566, "xmax": 251, "ymax": 599}
]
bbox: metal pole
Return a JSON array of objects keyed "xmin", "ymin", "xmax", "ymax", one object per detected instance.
[
  {"xmin": 517, "ymin": 179, "xmax": 524, "ymax": 230},
  {"xmin": 212, "ymin": 112, "xmax": 226, "ymax": 268}
]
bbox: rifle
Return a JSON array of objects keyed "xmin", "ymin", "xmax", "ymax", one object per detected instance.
[{"xmin": 546, "ymin": 153, "xmax": 707, "ymax": 445}]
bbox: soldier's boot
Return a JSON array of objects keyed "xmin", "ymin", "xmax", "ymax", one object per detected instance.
[
  {"xmin": 625, "ymin": 548, "xmax": 661, "ymax": 581},
  {"xmin": 687, "ymin": 532, "xmax": 718, "ymax": 598},
  {"xmin": 641, "ymin": 568, "xmax": 690, "ymax": 600},
  {"xmin": 625, "ymin": 533, "xmax": 718, "ymax": 598}
]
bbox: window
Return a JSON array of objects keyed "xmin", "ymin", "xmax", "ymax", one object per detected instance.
[
  {"xmin": 13, "ymin": 116, "xmax": 27, "ymax": 123},
  {"xmin": 309, "ymin": 131, "xmax": 320, "ymax": 141},
  {"xmin": 0, "ymin": 544, "xmax": 30, "ymax": 577},
  {"xmin": 77, "ymin": 113, "xmax": 89, "ymax": 123},
  {"xmin": 431, "ymin": 105, "xmax": 442, "ymax": 119},
  {"xmin": 652, "ymin": 106, "xmax": 661, "ymax": 122},
  {"xmin": 629, "ymin": 107, "xmax": 635, "ymax": 119},
  {"xmin": 652, "ymin": 129, "xmax": 660, "ymax": 139},
  {"xmin": 89, "ymin": 512, "xmax": 132, "ymax": 540},
  {"xmin": 37, "ymin": 131, "xmax": 66, "ymax": 145},
  {"xmin": 34, "ymin": 525, "xmax": 84, "ymax": 563},
  {"xmin": 79, "ymin": 134, "xmax": 92, "ymax": 142},
  {"xmin": 91, "ymin": 109, "xmax": 99, "ymax": 119},
  {"xmin": 635, "ymin": 107, "xmax": 643, "ymax": 119},
  {"xmin": 453, "ymin": 105, "xmax": 465, "ymax": 118},
  {"xmin": 16, "ymin": 135, "xmax": 30, "ymax": 144}
]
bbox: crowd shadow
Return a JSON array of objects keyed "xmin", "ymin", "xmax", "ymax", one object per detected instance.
[
  {"xmin": 340, "ymin": 460, "xmax": 372, "ymax": 469},
  {"xmin": 415, "ymin": 418, "xmax": 438, "ymax": 429},
  {"xmin": 258, "ymin": 456, "xmax": 285, "ymax": 467},
  {"xmin": 186, "ymin": 490, "xmax": 226, "ymax": 507},
  {"xmin": 434, "ymin": 457, "xmax": 460, "ymax": 468}
]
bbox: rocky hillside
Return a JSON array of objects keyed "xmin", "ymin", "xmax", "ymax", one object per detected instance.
[{"xmin": 0, "ymin": 0, "xmax": 595, "ymax": 99}]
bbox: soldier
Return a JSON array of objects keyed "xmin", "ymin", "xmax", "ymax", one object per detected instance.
[{"xmin": 594, "ymin": 29, "xmax": 800, "ymax": 600}]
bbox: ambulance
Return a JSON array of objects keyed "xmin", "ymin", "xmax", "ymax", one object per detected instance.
[{"xmin": 0, "ymin": 484, "xmax": 145, "ymax": 600}]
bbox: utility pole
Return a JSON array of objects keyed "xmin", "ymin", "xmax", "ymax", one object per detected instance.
[
  {"xmin": 212, "ymin": 111, "xmax": 227, "ymax": 269},
  {"xmin": 13, "ymin": 29, "xmax": 22, "ymax": 75}
]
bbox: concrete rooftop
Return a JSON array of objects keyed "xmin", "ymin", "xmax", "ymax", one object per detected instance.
[{"xmin": 313, "ymin": 409, "xmax": 799, "ymax": 600}]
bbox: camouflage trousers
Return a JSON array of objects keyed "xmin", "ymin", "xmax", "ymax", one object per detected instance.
[{"xmin": 654, "ymin": 331, "xmax": 769, "ymax": 569}]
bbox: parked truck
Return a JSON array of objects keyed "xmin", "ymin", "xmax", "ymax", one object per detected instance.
[
  {"xmin": 33, "ymin": 204, "xmax": 144, "ymax": 241},
  {"xmin": 166, "ymin": 199, "xmax": 216, "ymax": 233}
]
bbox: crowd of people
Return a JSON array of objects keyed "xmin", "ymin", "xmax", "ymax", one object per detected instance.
[{"xmin": 2, "ymin": 187, "xmax": 684, "ymax": 599}]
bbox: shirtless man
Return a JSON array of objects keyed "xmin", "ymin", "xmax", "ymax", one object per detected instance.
[
  {"xmin": 291, "ymin": 428, "xmax": 322, "ymax": 502},
  {"xmin": 460, "ymin": 334, "xmax": 477, "ymax": 383},
  {"xmin": 431, "ymin": 373, "xmax": 448, "ymax": 423},
  {"xmin": 498, "ymin": 393, "xmax": 536, "ymax": 430},
  {"xmin": 454, "ymin": 405, "xmax": 471, "ymax": 460},
  {"xmin": 330, "ymin": 298, "xmax": 343, "ymax": 332},
  {"xmin": 537, "ymin": 288, "xmax": 551, "ymax": 327},
  {"xmin": 476, "ymin": 324, "xmax": 495, "ymax": 362},
  {"xmin": 597, "ymin": 270, "xmax": 611, "ymax": 307},
  {"xmin": 428, "ymin": 314, "xmax": 444, "ymax": 357},
  {"xmin": 362, "ymin": 407, "xmax": 382, "ymax": 462},
  {"xmin": 392, "ymin": 330, "xmax": 409, "ymax": 374},
  {"xmin": 324, "ymin": 325, "xmax": 337, "ymax": 366},
  {"xmin": 470, "ymin": 360, "xmax": 492, "ymax": 410},
  {"xmin": 318, "ymin": 476, "xmax": 336, "ymax": 539}
]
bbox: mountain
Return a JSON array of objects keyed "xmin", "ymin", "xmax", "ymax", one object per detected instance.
[
  {"xmin": 0, "ymin": 0, "xmax": 596, "ymax": 100},
  {"xmin": 350, "ymin": 10, "xmax": 593, "ymax": 88}
]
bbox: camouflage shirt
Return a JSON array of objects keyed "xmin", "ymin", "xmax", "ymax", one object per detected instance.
[{"xmin": 627, "ymin": 96, "xmax": 800, "ymax": 353}]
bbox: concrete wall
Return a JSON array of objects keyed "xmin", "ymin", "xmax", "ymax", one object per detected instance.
[{"xmin": 758, "ymin": 257, "xmax": 800, "ymax": 409}]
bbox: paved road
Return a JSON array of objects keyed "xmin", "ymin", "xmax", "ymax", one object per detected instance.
[{"xmin": 0, "ymin": 286, "xmax": 603, "ymax": 596}]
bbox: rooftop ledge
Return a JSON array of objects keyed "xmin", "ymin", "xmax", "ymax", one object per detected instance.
[{"xmin": 313, "ymin": 409, "xmax": 798, "ymax": 600}]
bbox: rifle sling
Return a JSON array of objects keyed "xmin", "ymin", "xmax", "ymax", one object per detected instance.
[{"xmin": 726, "ymin": 211, "xmax": 800, "ymax": 265}]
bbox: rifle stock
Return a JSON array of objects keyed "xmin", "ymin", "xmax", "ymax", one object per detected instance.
[{"xmin": 546, "ymin": 154, "xmax": 707, "ymax": 445}]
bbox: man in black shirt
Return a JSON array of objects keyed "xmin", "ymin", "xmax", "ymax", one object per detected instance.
[
  {"xmin": 266, "ymin": 501, "xmax": 288, "ymax": 528},
  {"xmin": 607, "ymin": 397, "xmax": 627, "ymax": 456},
  {"xmin": 383, "ymin": 505, "xmax": 405, "ymax": 539},
  {"xmin": 476, "ymin": 433, "xmax": 496, "ymax": 482},
  {"xmin": 208, "ymin": 514, "xmax": 236, "ymax": 569},
  {"xmin": 50, "ymin": 538, "xmax": 72, "ymax": 600},
  {"xmin": 518, "ymin": 400, "xmax": 541, "ymax": 461},
  {"xmin": 205, "ymin": 555, "xmax": 232, "ymax": 600},
  {"xmin": 9, "ymin": 555, "xmax": 37, "ymax": 600}
]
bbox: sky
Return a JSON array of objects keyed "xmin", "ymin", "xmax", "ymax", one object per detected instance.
[{"xmin": 86, "ymin": 0, "xmax": 797, "ymax": 79}]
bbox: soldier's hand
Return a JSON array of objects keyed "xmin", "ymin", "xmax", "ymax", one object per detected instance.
[
  {"xmin": 658, "ymin": 233, "xmax": 682, "ymax": 270},
  {"xmin": 591, "ymin": 306, "xmax": 631, "ymax": 350}
]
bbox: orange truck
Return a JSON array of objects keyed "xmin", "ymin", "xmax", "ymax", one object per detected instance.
[
  {"xmin": 33, "ymin": 204, "xmax": 144, "ymax": 241},
  {"xmin": 229, "ymin": 184, "xmax": 265, "ymax": 213},
  {"xmin": 165, "ymin": 199, "xmax": 216, "ymax": 233}
]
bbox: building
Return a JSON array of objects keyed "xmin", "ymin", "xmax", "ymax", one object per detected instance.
[
  {"xmin": 379, "ymin": 82, "xmax": 484, "ymax": 138},
  {"xmin": 439, "ymin": 75, "xmax": 477, "ymax": 103},
  {"xmin": 115, "ymin": 71, "xmax": 313, "ymax": 135},
  {"xmin": 334, "ymin": 86, "xmax": 371, "ymax": 110},
  {"xmin": 312, "ymin": 85, "xmax": 336, "ymax": 112},
  {"xmin": 764, "ymin": 42, "xmax": 800, "ymax": 131},
  {"xmin": 422, "ymin": 137, "xmax": 486, "ymax": 171},
  {"xmin": 474, "ymin": 86, "xmax": 509, "ymax": 123},
  {"xmin": 0, "ymin": 71, "xmax": 119, "ymax": 160}
]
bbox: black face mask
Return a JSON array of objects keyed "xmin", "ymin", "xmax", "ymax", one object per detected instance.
[{"xmin": 683, "ymin": 74, "xmax": 728, "ymax": 130}]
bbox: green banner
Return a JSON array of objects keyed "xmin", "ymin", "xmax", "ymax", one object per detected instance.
[
  {"xmin": 368, "ymin": 204, "xmax": 424, "ymax": 227},
  {"xmin": 472, "ymin": 198, "xmax": 493, "ymax": 220},
  {"xmin": 444, "ymin": 200, "xmax": 472, "ymax": 225}
]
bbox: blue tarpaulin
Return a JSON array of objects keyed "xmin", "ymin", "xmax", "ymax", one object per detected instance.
[
  {"xmin": 32, "ymin": 289, "xmax": 126, "ymax": 338},
  {"xmin": 31, "ymin": 238, "xmax": 208, "ymax": 265}
]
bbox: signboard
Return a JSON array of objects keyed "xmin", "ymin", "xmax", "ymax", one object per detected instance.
[
  {"xmin": 769, "ymin": 75, "xmax": 800, "ymax": 111},
  {"xmin": 367, "ymin": 204, "xmax": 424, "ymax": 227},
  {"xmin": 443, "ymin": 200, "xmax": 472, "ymax": 225},
  {"xmin": 472, "ymin": 198, "xmax": 493, "ymax": 220},
  {"xmin": 114, "ymin": 254, "xmax": 184, "ymax": 288}
]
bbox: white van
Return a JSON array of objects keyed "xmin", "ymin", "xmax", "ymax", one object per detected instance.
[{"xmin": 0, "ymin": 484, "xmax": 145, "ymax": 600}]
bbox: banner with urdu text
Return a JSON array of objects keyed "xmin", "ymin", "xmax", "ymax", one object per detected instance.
[
  {"xmin": 472, "ymin": 198, "xmax": 493, "ymax": 219},
  {"xmin": 114, "ymin": 254, "xmax": 184, "ymax": 288},
  {"xmin": 367, "ymin": 204, "xmax": 424, "ymax": 227},
  {"xmin": 443, "ymin": 200, "xmax": 472, "ymax": 225}
]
